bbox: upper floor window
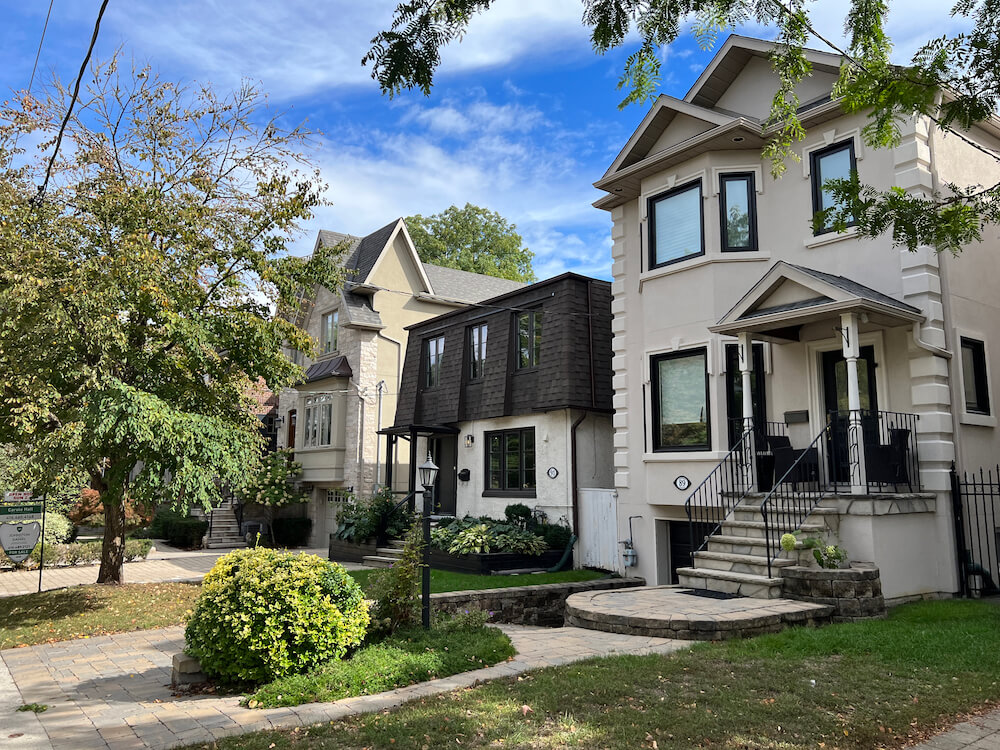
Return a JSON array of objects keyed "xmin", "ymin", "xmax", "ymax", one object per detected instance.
[
  {"xmin": 810, "ymin": 140, "xmax": 857, "ymax": 235},
  {"xmin": 516, "ymin": 311, "xmax": 542, "ymax": 369},
  {"xmin": 648, "ymin": 180, "xmax": 703, "ymax": 268},
  {"xmin": 651, "ymin": 348, "xmax": 710, "ymax": 451},
  {"xmin": 719, "ymin": 173, "xmax": 758, "ymax": 252},
  {"xmin": 485, "ymin": 427, "xmax": 536, "ymax": 495},
  {"xmin": 961, "ymin": 337, "xmax": 991, "ymax": 415},
  {"xmin": 321, "ymin": 310, "xmax": 339, "ymax": 354},
  {"xmin": 468, "ymin": 323, "xmax": 488, "ymax": 381},
  {"xmin": 303, "ymin": 395, "xmax": 332, "ymax": 447},
  {"xmin": 425, "ymin": 336, "xmax": 445, "ymax": 387}
]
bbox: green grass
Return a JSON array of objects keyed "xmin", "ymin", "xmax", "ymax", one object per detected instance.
[
  {"xmin": 246, "ymin": 624, "xmax": 515, "ymax": 708},
  {"xmin": 0, "ymin": 583, "xmax": 200, "ymax": 649},
  {"xmin": 183, "ymin": 600, "xmax": 1000, "ymax": 750},
  {"xmin": 349, "ymin": 568, "xmax": 604, "ymax": 594}
]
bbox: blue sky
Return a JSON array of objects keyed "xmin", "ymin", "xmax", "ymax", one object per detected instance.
[{"xmin": 0, "ymin": 0, "xmax": 967, "ymax": 281}]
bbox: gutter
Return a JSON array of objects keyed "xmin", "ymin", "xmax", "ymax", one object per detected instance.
[{"xmin": 570, "ymin": 411, "xmax": 587, "ymax": 540}]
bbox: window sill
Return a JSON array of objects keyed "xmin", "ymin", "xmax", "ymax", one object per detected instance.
[
  {"xmin": 804, "ymin": 226, "xmax": 859, "ymax": 249},
  {"xmin": 482, "ymin": 490, "xmax": 538, "ymax": 498},
  {"xmin": 295, "ymin": 444, "xmax": 346, "ymax": 453},
  {"xmin": 643, "ymin": 451, "xmax": 728, "ymax": 463},
  {"xmin": 960, "ymin": 412, "xmax": 996, "ymax": 428},
  {"xmin": 638, "ymin": 252, "xmax": 770, "ymax": 289}
]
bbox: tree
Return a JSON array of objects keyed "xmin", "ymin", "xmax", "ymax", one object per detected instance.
[
  {"xmin": 405, "ymin": 203, "xmax": 535, "ymax": 282},
  {"xmin": 238, "ymin": 449, "xmax": 310, "ymax": 541},
  {"xmin": 366, "ymin": 1, "xmax": 1000, "ymax": 254},
  {"xmin": 0, "ymin": 58, "xmax": 344, "ymax": 583}
]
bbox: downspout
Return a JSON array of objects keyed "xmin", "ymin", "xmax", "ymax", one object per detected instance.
[
  {"xmin": 375, "ymin": 380, "xmax": 386, "ymax": 489},
  {"xmin": 570, "ymin": 411, "xmax": 587, "ymax": 540},
  {"xmin": 357, "ymin": 388, "xmax": 365, "ymax": 493}
]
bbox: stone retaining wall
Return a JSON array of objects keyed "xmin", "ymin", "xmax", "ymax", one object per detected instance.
[
  {"xmin": 781, "ymin": 564, "xmax": 887, "ymax": 623},
  {"xmin": 431, "ymin": 577, "xmax": 646, "ymax": 627}
]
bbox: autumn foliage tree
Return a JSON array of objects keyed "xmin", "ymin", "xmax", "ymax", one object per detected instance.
[{"xmin": 0, "ymin": 58, "xmax": 343, "ymax": 583}]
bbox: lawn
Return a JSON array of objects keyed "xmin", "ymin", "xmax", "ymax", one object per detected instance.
[
  {"xmin": 348, "ymin": 568, "xmax": 605, "ymax": 594},
  {"xmin": 182, "ymin": 600, "xmax": 1000, "ymax": 750},
  {"xmin": 0, "ymin": 583, "xmax": 200, "ymax": 649}
]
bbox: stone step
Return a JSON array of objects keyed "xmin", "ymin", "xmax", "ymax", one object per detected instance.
[
  {"xmin": 692, "ymin": 550, "xmax": 795, "ymax": 575},
  {"xmin": 205, "ymin": 541, "xmax": 247, "ymax": 549},
  {"xmin": 706, "ymin": 534, "xmax": 781, "ymax": 556},
  {"xmin": 362, "ymin": 555, "xmax": 399, "ymax": 568},
  {"xmin": 721, "ymin": 519, "xmax": 826, "ymax": 536},
  {"xmin": 731, "ymin": 506, "xmax": 840, "ymax": 522},
  {"xmin": 677, "ymin": 567, "xmax": 784, "ymax": 599},
  {"xmin": 387, "ymin": 539, "xmax": 406, "ymax": 549},
  {"xmin": 375, "ymin": 547, "xmax": 404, "ymax": 557}
]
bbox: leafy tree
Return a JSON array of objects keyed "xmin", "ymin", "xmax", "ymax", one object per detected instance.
[
  {"xmin": 238, "ymin": 449, "xmax": 310, "ymax": 539},
  {"xmin": 405, "ymin": 203, "xmax": 535, "ymax": 282},
  {"xmin": 0, "ymin": 58, "xmax": 345, "ymax": 583},
  {"xmin": 367, "ymin": 0, "xmax": 1000, "ymax": 253}
]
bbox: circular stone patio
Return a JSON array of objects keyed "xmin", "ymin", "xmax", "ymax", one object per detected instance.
[{"xmin": 565, "ymin": 585, "xmax": 834, "ymax": 640}]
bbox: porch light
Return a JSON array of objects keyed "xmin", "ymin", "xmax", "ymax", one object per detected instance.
[{"xmin": 419, "ymin": 454, "xmax": 439, "ymax": 490}]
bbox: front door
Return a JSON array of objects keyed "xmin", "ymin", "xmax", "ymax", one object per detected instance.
[
  {"xmin": 822, "ymin": 346, "xmax": 878, "ymax": 482},
  {"xmin": 428, "ymin": 436, "xmax": 458, "ymax": 516}
]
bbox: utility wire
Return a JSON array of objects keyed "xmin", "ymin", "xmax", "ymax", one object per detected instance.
[
  {"xmin": 11, "ymin": 0, "xmax": 55, "ymax": 152},
  {"xmin": 34, "ymin": 0, "xmax": 111, "ymax": 203}
]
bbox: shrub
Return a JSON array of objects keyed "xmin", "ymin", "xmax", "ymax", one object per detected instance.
[
  {"xmin": 335, "ymin": 489, "xmax": 412, "ymax": 544},
  {"xmin": 542, "ymin": 523, "xmax": 573, "ymax": 550},
  {"xmin": 163, "ymin": 518, "xmax": 208, "ymax": 548},
  {"xmin": 504, "ymin": 503, "xmax": 532, "ymax": 528},
  {"xmin": 66, "ymin": 489, "xmax": 154, "ymax": 529},
  {"xmin": 430, "ymin": 515, "xmax": 548, "ymax": 556},
  {"xmin": 5, "ymin": 538, "xmax": 153, "ymax": 568},
  {"xmin": 272, "ymin": 517, "xmax": 312, "ymax": 548},
  {"xmin": 147, "ymin": 507, "xmax": 185, "ymax": 538},
  {"xmin": 184, "ymin": 548, "xmax": 369, "ymax": 684},
  {"xmin": 41, "ymin": 512, "xmax": 73, "ymax": 546},
  {"xmin": 368, "ymin": 523, "xmax": 423, "ymax": 635}
]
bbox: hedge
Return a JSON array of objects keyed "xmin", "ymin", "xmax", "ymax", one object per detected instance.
[
  {"xmin": 163, "ymin": 518, "xmax": 208, "ymax": 549},
  {"xmin": 1, "ymin": 539, "xmax": 153, "ymax": 568}
]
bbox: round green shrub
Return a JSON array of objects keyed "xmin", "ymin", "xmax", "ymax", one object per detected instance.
[{"xmin": 184, "ymin": 548, "xmax": 369, "ymax": 684}]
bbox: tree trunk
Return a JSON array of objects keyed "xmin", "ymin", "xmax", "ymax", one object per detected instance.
[{"xmin": 97, "ymin": 489, "xmax": 127, "ymax": 585}]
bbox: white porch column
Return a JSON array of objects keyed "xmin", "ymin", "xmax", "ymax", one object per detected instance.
[
  {"xmin": 840, "ymin": 312, "xmax": 868, "ymax": 494},
  {"xmin": 737, "ymin": 332, "xmax": 757, "ymax": 492}
]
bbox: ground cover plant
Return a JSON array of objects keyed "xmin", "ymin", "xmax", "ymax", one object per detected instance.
[
  {"xmin": 245, "ymin": 616, "xmax": 514, "ymax": 708},
  {"xmin": 429, "ymin": 512, "xmax": 572, "ymax": 556},
  {"xmin": 182, "ymin": 600, "xmax": 1000, "ymax": 750},
  {"xmin": 349, "ymin": 568, "xmax": 604, "ymax": 595},
  {"xmin": 0, "ymin": 583, "xmax": 199, "ymax": 649}
]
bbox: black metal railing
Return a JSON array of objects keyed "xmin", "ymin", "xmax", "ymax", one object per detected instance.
[
  {"xmin": 685, "ymin": 420, "xmax": 756, "ymax": 557},
  {"xmin": 950, "ymin": 463, "xmax": 1000, "ymax": 597},
  {"xmin": 827, "ymin": 409, "xmax": 921, "ymax": 493},
  {"xmin": 760, "ymin": 422, "xmax": 832, "ymax": 577}
]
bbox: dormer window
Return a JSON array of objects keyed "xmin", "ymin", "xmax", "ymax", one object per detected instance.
[
  {"xmin": 468, "ymin": 323, "xmax": 487, "ymax": 380},
  {"xmin": 811, "ymin": 140, "xmax": 857, "ymax": 235},
  {"xmin": 719, "ymin": 173, "xmax": 758, "ymax": 252},
  {"xmin": 321, "ymin": 310, "xmax": 339, "ymax": 354},
  {"xmin": 516, "ymin": 311, "xmax": 542, "ymax": 369},
  {"xmin": 648, "ymin": 180, "xmax": 704, "ymax": 268},
  {"xmin": 425, "ymin": 336, "xmax": 445, "ymax": 387}
]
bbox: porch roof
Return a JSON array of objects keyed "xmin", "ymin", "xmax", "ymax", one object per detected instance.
[{"xmin": 710, "ymin": 262, "xmax": 923, "ymax": 341}]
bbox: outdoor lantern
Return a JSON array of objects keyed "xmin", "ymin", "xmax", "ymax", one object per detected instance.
[{"xmin": 418, "ymin": 453, "xmax": 439, "ymax": 489}]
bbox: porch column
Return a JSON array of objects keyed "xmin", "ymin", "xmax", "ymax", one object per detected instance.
[
  {"xmin": 737, "ymin": 331, "xmax": 757, "ymax": 492},
  {"xmin": 840, "ymin": 312, "xmax": 868, "ymax": 494}
]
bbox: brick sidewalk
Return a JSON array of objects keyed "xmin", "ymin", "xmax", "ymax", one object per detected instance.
[{"xmin": 1, "ymin": 624, "xmax": 686, "ymax": 750}]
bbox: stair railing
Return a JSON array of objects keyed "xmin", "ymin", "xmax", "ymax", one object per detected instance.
[
  {"xmin": 684, "ymin": 420, "xmax": 757, "ymax": 559},
  {"xmin": 759, "ymin": 422, "xmax": 831, "ymax": 577}
]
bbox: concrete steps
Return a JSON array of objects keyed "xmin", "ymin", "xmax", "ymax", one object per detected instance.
[
  {"xmin": 676, "ymin": 566, "xmax": 785, "ymax": 598},
  {"xmin": 204, "ymin": 502, "xmax": 246, "ymax": 550},
  {"xmin": 362, "ymin": 539, "xmax": 405, "ymax": 568}
]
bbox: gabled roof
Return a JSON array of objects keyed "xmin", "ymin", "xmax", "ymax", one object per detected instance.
[{"xmin": 422, "ymin": 264, "xmax": 525, "ymax": 304}]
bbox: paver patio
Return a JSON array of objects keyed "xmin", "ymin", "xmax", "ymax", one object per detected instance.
[{"xmin": 1, "ymin": 623, "xmax": 687, "ymax": 750}]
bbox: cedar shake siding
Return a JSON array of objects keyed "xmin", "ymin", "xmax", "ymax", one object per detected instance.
[{"xmin": 393, "ymin": 273, "xmax": 613, "ymax": 427}]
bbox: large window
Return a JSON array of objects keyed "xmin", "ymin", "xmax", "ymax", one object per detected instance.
[
  {"xmin": 516, "ymin": 311, "xmax": 542, "ymax": 369},
  {"xmin": 485, "ymin": 428, "xmax": 536, "ymax": 495},
  {"xmin": 961, "ymin": 337, "xmax": 991, "ymax": 415},
  {"xmin": 810, "ymin": 140, "xmax": 857, "ymax": 234},
  {"xmin": 424, "ymin": 336, "xmax": 445, "ymax": 387},
  {"xmin": 321, "ymin": 310, "xmax": 339, "ymax": 354},
  {"xmin": 651, "ymin": 348, "xmax": 710, "ymax": 451},
  {"xmin": 303, "ymin": 396, "xmax": 333, "ymax": 447},
  {"xmin": 719, "ymin": 173, "xmax": 758, "ymax": 252},
  {"xmin": 648, "ymin": 180, "xmax": 704, "ymax": 268},
  {"xmin": 468, "ymin": 323, "xmax": 488, "ymax": 380}
]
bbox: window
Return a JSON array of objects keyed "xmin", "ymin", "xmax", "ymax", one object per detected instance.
[
  {"xmin": 648, "ymin": 180, "xmax": 704, "ymax": 268},
  {"xmin": 468, "ymin": 323, "xmax": 488, "ymax": 380},
  {"xmin": 719, "ymin": 173, "xmax": 758, "ymax": 252},
  {"xmin": 303, "ymin": 395, "xmax": 333, "ymax": 447},
  {"xmin": 651, "ymin": 348, "xmax": 710, "ymax": 451},
  {"xmin": 485, "ymin": 428, "xmax": 536, "ymax": 495},
  {"xmin": 516, "ymin": 311, "xmax": 542, "ymax": 369},
  {"xmin": 321, "ymin": 310, "xmax": 339, "ymax": 354},
  {"xmin": 961, "ymin": 337, "xmax": 991, "ymax": 415},
  {"xmin": 810, "ymin": 140, "xmax": 857, "ymax": 234},
  {"xmin": 424, "ymin": 336, "xmax": 445, "ymax": 387}
]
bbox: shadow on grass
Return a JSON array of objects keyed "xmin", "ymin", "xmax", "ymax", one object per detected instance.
[{"xmin": 0, "ymin": 587, "xmax": 107, "ymax": 630}]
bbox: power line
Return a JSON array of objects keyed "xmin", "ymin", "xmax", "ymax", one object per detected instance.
[
  {"xmin": 11, "ymin": 0, "xmax": 54, "ymax": 153},
  {"xmin": 34, "ymin": 0, "xmax": 111, "ymax": 203}
]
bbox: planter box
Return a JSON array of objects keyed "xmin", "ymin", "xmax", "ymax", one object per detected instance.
[
  {"xmin": 328, "ymin": 537, "xmax": 378, "ymax": 563},
  {"xmin": 428, "ymin": 548, "xmax": 568, "ymax": 575},
  {"xmin": 781, "ymin": 563, "xmax": 886, "ymax": 623}
]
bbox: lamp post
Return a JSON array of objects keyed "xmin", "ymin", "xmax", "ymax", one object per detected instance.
[{"xmin": 417, "ymin": 452, "xmax": 439, "ymax": 629}]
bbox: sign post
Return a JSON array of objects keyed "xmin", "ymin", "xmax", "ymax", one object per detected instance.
[{"xmin": 0, "ymin": 491, "xmax": 44, "ymax": 589}]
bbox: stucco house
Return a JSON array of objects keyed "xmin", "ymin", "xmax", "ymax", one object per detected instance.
[
  {"xmin": 387, "ymin": 273, "xmax": 614, "ymax": 536},
  {"xmin": 275, "ymin": 219, "xmax": 524, "ymax": 546},
  {"xmin": 595, "ymin": 35, "xmax": 1000, "ymax": 602}
]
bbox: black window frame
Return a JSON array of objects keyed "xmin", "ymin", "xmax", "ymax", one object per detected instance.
[
  {"xmin": 468, "ymin": 322, "xmax": 488, "ymax": 381},
  {"xmin": 961, "ymin": 337, "xmax": 991, "ymax": 416},
  {"xmin": 424, "ymin": 335, "xmax": 445, "ymax": 388},
  {"xmin": 483, "ymin": 427, "xmax": 536, "ymax": 497},
  {"xmin": 650, "ymin": 347, "xmax": 711, "ymax": 452},
  {"xmin": 719, "ymin": 172, "xmax": 758, "ymax": 252},
  {"xmin": 810, "ymin": 139, "xmax": 857, "ymax": 235},
  {"xmin": 648, "ymin": 179, "xmax": 705, "ymax": 269},
  {"xmin": 516, "ymin": 309, "xmax": 543, "ymax": 370}
]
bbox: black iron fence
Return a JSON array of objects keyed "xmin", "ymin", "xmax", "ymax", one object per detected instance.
[{"xmin": 950, "ymin": 464, "xmax": 1000, "ymax": 597}]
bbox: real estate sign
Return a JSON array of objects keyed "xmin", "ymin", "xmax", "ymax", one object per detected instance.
[{"xmin": 0, "ymin": 521, "xmax": 40, "ymax": 563}]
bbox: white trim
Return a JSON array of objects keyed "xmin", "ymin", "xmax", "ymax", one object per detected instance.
[
  {"xmin": 955, "ymin": 327, "xmax": 997, "ymax": 427},
  {"xmin": 642, "ymin": 451, "xmax": 729, "ymax": 462},
  {"xmin": 365, "ymin": 219, "xmax": 435, "ymax": 295},
  {"xmin": 801, "ymin": 128, "xmax": 865, "ymax": 179},
  {"xmin": 710, "ymin": 164, "xmax": 765, "ymax": 196},
  {"xmin": 804, "ymin": 226, "xmax": 860, "ymax": 249},
  {"xmin": 639, "ymin": 170, "xmax": 708, "ymax": 221},
  {"xmin": 804, "ymin": 331, "xmax": 888, "ymax": 436},
  {"xmin": 638, "ymin": 253, "xmax": 770, "ymax": 290}
]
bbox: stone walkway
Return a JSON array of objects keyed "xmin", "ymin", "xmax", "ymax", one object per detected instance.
[
  {"xmin": 908, "ymin": 711, "xmax": 1000, "ymax": 750},
  {"xmin": 1, "ymin": 624, "xmax": 686, "ymax": 750},
  {"xmin": 0, "ymin": 548, "xmax": 350, "ymax": 598}
]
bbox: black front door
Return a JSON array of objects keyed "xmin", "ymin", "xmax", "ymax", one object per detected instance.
[
  {"xmin": 822, "ymin": 346, "xmax": 878, "ymax": 482},
  {"xmin": 428, "ymin": 436, "xmax": 458, "ymax": 515}
]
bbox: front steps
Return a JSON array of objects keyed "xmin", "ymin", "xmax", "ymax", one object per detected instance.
[
  {"xmin": 363, "ymin": 539, "xmax": 405, "ymax": 568},
  {"xmin": 202, "ymin": 501, "xmax": 247, "ymax": 549},
  {"xmin": 676, "ymin": 496, "xmax": 841, "ymax": 599}
]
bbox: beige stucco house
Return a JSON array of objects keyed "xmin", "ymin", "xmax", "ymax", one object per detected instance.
[
  {"xmin": 275, "ymin": 219, "xmax": 523, "ymax": 545},
  {"xmin": 595, "ymin": 35, "xmax": 1000, "ymax": 602}
]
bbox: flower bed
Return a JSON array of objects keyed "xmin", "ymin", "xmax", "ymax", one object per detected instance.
[{"xmin": 428, "ymin": 547, "xmax": 568, "ymax": 575}]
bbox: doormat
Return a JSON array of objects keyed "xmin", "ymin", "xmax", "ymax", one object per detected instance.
[{"xmin": 677, "ymin": 588, "xmax": 744, "ymax": 600}]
